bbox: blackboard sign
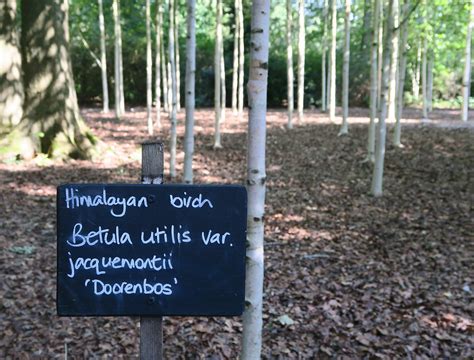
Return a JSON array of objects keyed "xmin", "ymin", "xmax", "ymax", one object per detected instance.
[{"xmin": 56, "ymin": 184, "xmax": 247, "ymax": 316}]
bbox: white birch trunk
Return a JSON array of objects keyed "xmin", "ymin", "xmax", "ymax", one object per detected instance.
[
  {"xmin": 113, "ymin": 0, "xmax": 122, "ymax": 118},
  {"xmin": 297, "ymin": 0, "xmax": 305, "ymax": 123},
  {"xmin": 214, "ymin": 0, "xmax": 223, "ymax": 148},
  {"xmin": 413, "ymin": 39, "xmax": 421, "ymax": 100},
  {"xmin": 387, "ymin": 0, "xmax": 399, "ymax": 124},
  {"xmin": 169, "ymin": 0, "xmax": 178, "ymax": 177},
  {"xmin": 238, "ymin": 0, "xmax": 245, "ymax": 117},
  {"xmin": 321, "ymin": 0, "xmax": 328, "ymax": 112},
  {"xmin": 367, "ymin": 0, "xmax": 380, "ymax": 163},
  {"xmin": 422, "ymin": 36, "xmax": 428, "ymax": 119},
  {"xmin": 146, "ymin": 0, "xmax": 153, "ymax": 135},
  {"xmin": 427, "ymin": 55, "xmax": 433, "ymax": 112},
  {"xmin": 117, "ymin": 0, "xmax": 125, "ymax": 114},
  {"xmin": 241, "ymin": 0, "xmax": 270, "ymax": 357},
  {"xmin": 221, "ymin": 39, "xmax": 226, "ymax": 123},
  {"xmin": 339, "ymin": 0, "xmax": 350, "ymax": 136},
  {"xmin": 462, "ymin": 0, "xmax": 474, "ymax": 122},
  {"xmin": 184, "ymin": 0, "xmax": 196, "ymax": 183},
  {"xmin": 167, "ymin": 54, "xmax": 173, "ymax": 113},
  {"xmin": 155, "ymin": 0, "xmax": 162, "ymax": 128},
  {"xmin": 161, "ymin": 28, "xmax": 169, "ymax": 113},
  {"xmin": 98, "ymin": 0, "xmax": 109, "ymax": 113},
  {"xmin": 393, "ymin": 2, "xmax": 409, "ymax": 148},
  {"xmin": 371, "ymin": 0, "xmax": 394, "ymax": 197},
  {"xmin": 329, "ymin": 0, "xmax": 337, "ymax": 123},
  {"xmin": 286, "ymin": 0, "xmax": 294, "ymax": 128},
  {"xmin": 232, "ymin": 0, "xmax": 239, "ymax": 113},
  {"xmin": 174, "ymin": 2, "xmax": 181, "ymax": 111},
  {"xmin": 377, "ymin": 2, "xmax": 383, "ymax": 108}
]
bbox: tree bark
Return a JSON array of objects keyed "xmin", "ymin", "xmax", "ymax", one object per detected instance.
[
  {"xmin": 427, "ymin": 55, "xmax": 433, "ymax": 112},
  {"xmin": 377, "ymin": 1, "xmax": 383, "ymax": 108},
  {"xmin": 184, "ymin": 0, "xmax": 196, "ymax": 183},
  {"xmin": 393, "ymin": 2, "xmax": 409, "ymax": 147},
  {"xmin": 339, "ymin": 0, "xmax": 350, "ymax": 136},
  {"xmin": 98, "ymin": 0, "xmax": 109, "ymax": 113},
  {"xmin": 174, "ymin": 1, "xmax": 181, "ymax": 111},
  {"xmin": 413, "ymin": 38, "xmax": 421, "ymax": 100},
  {"xmin": 321, "ymin": 0, "xmax": 328, "ymax": 113},
  {"xmin": 371, "ymin": 0, "xmax": 394, "ymax": 197},
  {"xmin": 387, "ymin": 0, "xmax": 399, "ymax": 124},
  {"xmin": 161, "ymin": 21, "xmax": 169, "ymax": 113},
  {"xmin": 146, "ymin": 0, "xmax": 153, "ymax": 135},
  {"xmin": 113, "ymin": 0, "xmax": 125, "ymax": 118},
  {"xmin": 241, "ymin": 0, "xmax": 270, "ymax": 358},
  {"xmin": 0, "ymin": 0, "xmax": 23, "ymax": 127},
  {"xmin": 286, "ymin": 0, "xmax": 294, "ymax": 128},
  {"xmin": 232, "ymin": 0, "xmax": 239, "ymax": 113},
  {"xmin": 155, "ymin": 0, "xmax": 163, "ymax": 128},
  {"xmin": 297, "ymin": 0, "xmax": 305, "ymax": 123},
  {"xmin": 169, "ymin": 0, "xmax": 177, "ymax": 177},
  {"xmin": 367, "ymin": 0, "xmax": 380, "ymax": 162},
  {"xmin": 238, "ymin": 0, "xmax": 245, "ymax": 117},
  {"xmin": 422, "ymin": 36, "xmax": 428, "ymax": 119},
  {"xmin": 221, "ymin": 37, "xmax": 226, "ymax": 123},
  {"xmin": 329, "ymin": 0, "xmax": 337, "ymax": 123},
  {"xmin": 461, "ymin": 0, "xmax": 474, "ymax": 121},
  {"xmin": 18, "ymin": 0, "xmax": 95, "ymax": 159},
  {"xmin": 214, "ymin": 0, "xmax": 223, "ymax": 148}
]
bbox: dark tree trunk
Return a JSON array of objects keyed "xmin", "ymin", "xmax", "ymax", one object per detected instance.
[{"xmin": 19, "ymin": 0, "xmax": 95, "ymax": 159}]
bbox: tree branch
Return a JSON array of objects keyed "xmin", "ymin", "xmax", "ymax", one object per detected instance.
[
  {"xmin": 395, "ymin": 0, "xmax": 422, "ymax": 31},
  {"xmin": 78, "ymin": 31, "xmax": 102, "ymax": 68}
]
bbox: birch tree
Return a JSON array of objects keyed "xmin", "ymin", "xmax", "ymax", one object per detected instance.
[
  {"xmin": 371, "ymin": 0, "xmax": 394, "ymax": 197},
  {"xmin": 155, "ymin": 0, "xmax": 163, "ymax": 128},
  {"xmin": 232, "ymin": 0, "xmax": 239, "ymax": 113},
  {"xmin": 286, "ymin": 0, "xmax": 294, "ymax": 128},
  {"xmin": 113, "ymin": 0, "xmax": 125, "ymax": 118},
  {"xmin": 321, "ymin": 0, "xmax": 328, "ymax": 112},
  {"xmin": 393, "ymin": 2, "xmax": 409, "ymax": 148},
  {"xmin": 377, "ymin": 2, "xmax": 383, "ymax": 107},
  {"xmin": 169, "ymin": 0, "xmax": 178, "ymax": 177},
  {"xmin": 221, "ymin": 40, "xmax": 226, "ymax": 123},
  {"xmin": 421, "ymin": 36, "xmax": 428, "ymax": 119},
  {"xmin": 214, "ymin": 0, "xmax": 223, "ymax": 148},
  {"xmin": 174, "ymin": 2, "xmax": 181, "ymax": 111},
  {"xmin": 297, "ymin": 0, "xmax": 305, "ymax": 123},
  {"xmin": 329, "ymin": 0, "xmax": 337, "ymax": 123},
  {"xmin": 241, "ymin": 0, "xmax": 270, "ymax": 357},
  {"xmin": 98, "ymin": 0, "xmax": 109, "ymax": 113},
  {"xmin": 146, "ymin": 0, "xmax": 153, "ymax": 135},
  {"xmin": 412, "ymin": 40, "xmax": 421, "ymax": 100},
  {"xmin": 387, "ymin": 0, "xmax": 399, "ymax": 124},
  {"xmin": 427, "ymin": 55, "xmax": 433, "ymax": 112},
  {"xmin": 462, "ymin": 0, "xmax": 474, "ymax": 122},
  {"xmin": 367, "ymin": 0, "xmax": 380, "ymax": 162},
  {"xmin": 162, "ymin": 26, "xmax": 169, "ymax": 113},
  {"xmin": 339, "ymin": 0, "xmax": 351, "ymax": 136},
  {"xmin": 0, "ymin": 0, "xmax": 23, "ymax": 127},
  {"xmin": 238, "ymin": 0, "xmax": 245, "ymax": 116},
  {"xmin": 184, "ymin": 0, "xmax": 196, "ymax": 183}
]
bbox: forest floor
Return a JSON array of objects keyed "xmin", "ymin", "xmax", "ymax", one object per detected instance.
[{"xmin": 1, "ymin": 107, "xmax": 473, "ymax": 358}]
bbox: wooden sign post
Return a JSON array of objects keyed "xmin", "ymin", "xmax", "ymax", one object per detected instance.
[{"xmin": 56, "ymin": 142, "xmax": 247, "ymax": 358}]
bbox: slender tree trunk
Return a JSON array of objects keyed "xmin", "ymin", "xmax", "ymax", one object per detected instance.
[
  {"xmin": 146, "ymin": 0, "xmax": 153, "ymax": 135},
  {"xmin": 321, "ymin": 0, "xmax": 328, "ymax": 112},
  {"xmin": 367, "ymin": 0, "xmax": 380, "ymax": 162},
  {"xmin": 237, "ymin": 0, "xmax": 245, "ymax": 117},
  {"xmin": 184, "ymin": 0, "xmax": 195, "ymax": 183},
  {"xmin": 98, "ymin": 0, "xmax": 109, "ymax": 113},
  {"xmin": 232, "ymin": 0, "xmax": 239, "ymax": 113},
  {"xmin": 169, "ymin": 0, "xmax": 177, "ymax": 177},
  {"xmin": 174, "ymin": 1, "xmax": 181, "ymax": 111},
  {"xmin": 387, "ymin": 0, "xmax": 399, "ymax": 123},
  {"xmin": 427, "ymin": 55, "xmax": 433, "ymax": 112},
  {"xmin": 339, "ymin": 0, "xmax": 351, "ymax": 136},
  {"xmin": 393, "ymin": 2, "xmax": 409, "ymax": 147},
  {"xmin": 18, "ymin": 0, "xmax": 95, "ymax": 159},
  {"xmin": 286, "ymin": 0, "xmax": 294, "ymax": 128},
  {"xmin": 117, "ymin": 0, "xmax": 125, "ymax": 114},
  {"xmin": 362, "ymin": 0, "xmax": 372, "ymax": 52},
  {"xmin": 377, "ymin": 2, "xmax": 383, "ymax": 108},
  {"xmin": 221, "ymin": 41, "xmax": 226, "ymax": 123},
  {"xmin": 422, "ymin": 36, "xmax": 428, "ymax": 119},
  {"xmin": 462, "ymin": 0, "xmax": 474, "ymax": 121},
  {"xmin": 413, "ymin": 38, "xmax": 421, "ymax": 100},
  {"xmin": 214, "ymin": 0, "xmax": 223, "ymax": 148},
  {"xmin": 241, "ymin": 0, "xmax": 270, "ymax": 357},
  {"xmin": 371, "ymin": 0, "xmax": 394, "ymax": 197},
  {"xmin": 161, "ymin": 25, "xmax": 169, "ymax": 113},
  {"xmin": 329, "ymin": 0, "xmax": 337, "ymax": 122},
  {"xmin": 155, "ymin": 0, "xmax": 162, "ymax": 128},
  {"xmin": 113, "ymin": 0, "xmax": 122, "ymax": 118},
  {"xmin": 167, "ymin": 54, "xmax": 173, "ymax": 113},
  {"xmin": 297, "ymin": 0, "xmax": 305, "ymax": 123},
  {"xmin": 0, "ymin": 0, "xmax": 23, "ymax": 126}
]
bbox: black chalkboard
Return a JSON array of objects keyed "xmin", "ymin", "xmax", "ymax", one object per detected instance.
[{"xmin": 56, "ymin": 184, "xmax": 247, "ymax": 316}]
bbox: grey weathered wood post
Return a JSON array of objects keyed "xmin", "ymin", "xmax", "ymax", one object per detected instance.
[{"xmin": 140, "ymin": 141, "xmax": 164, "ymax": 359}]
